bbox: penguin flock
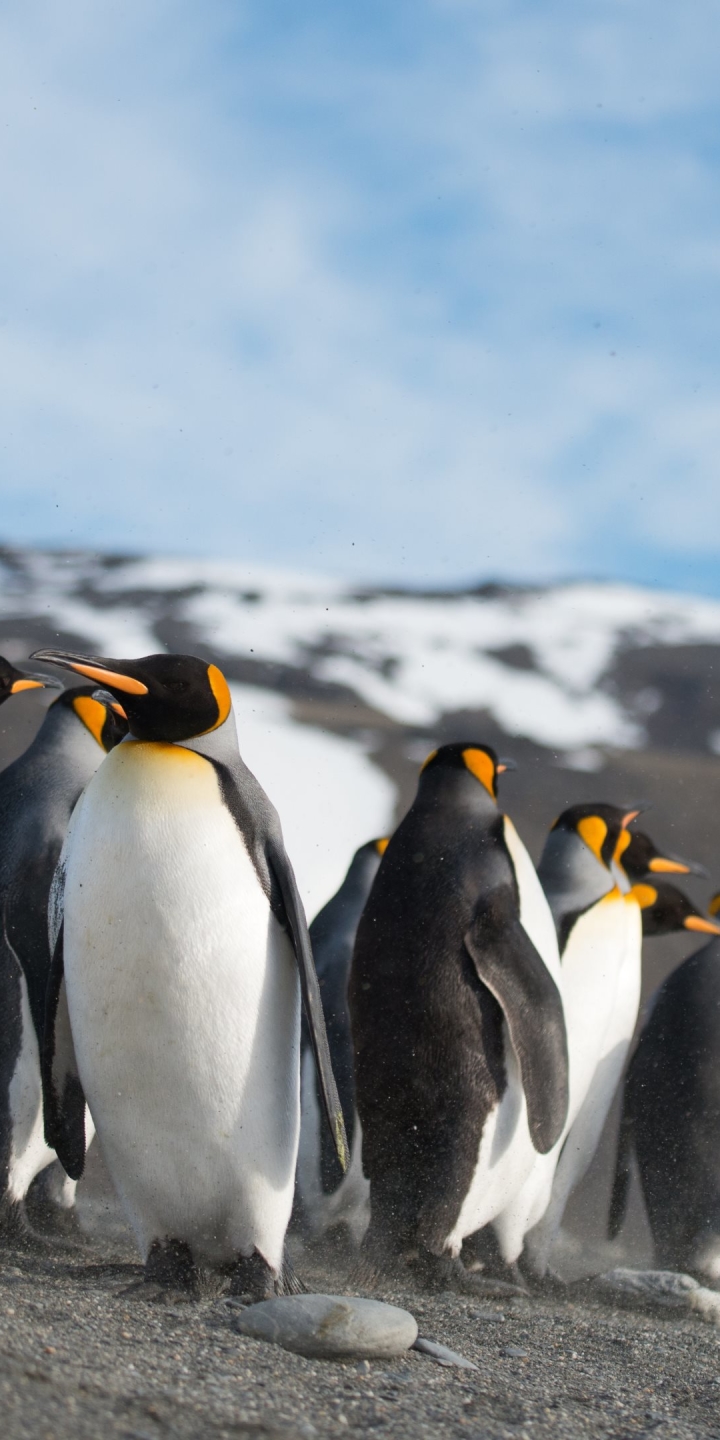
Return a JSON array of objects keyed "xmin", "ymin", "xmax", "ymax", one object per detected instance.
[{"xmin": 1, "ymin": 644, "xmax": 720, "ymax": 1298}]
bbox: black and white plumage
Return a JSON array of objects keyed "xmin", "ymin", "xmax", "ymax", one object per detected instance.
[
  {"xmin": 521, "ymin": 804, "xmax": 644, "ymax": 1275},
  {"xmin": 609, "ymin": 884, "xmax": 720, "ymax": 1277},
  {"xmin": 296, "ymin": 837, "xmax": 387, "ymax": 1245},
  {"xmin": 0, "ymin": 685, "xmax": 126, "ymax": 1239},
  {"xmin": 34, "ymin": 649, "xmax": 346, "ymax": 1297},
  {"xmin": 348, "ymin": 743, "xmax": 567, "ymax": 1288}
]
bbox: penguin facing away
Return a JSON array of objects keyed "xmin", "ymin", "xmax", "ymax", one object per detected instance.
[
  {"xmin": 608, "ymin": 885, "xmax": 720, "ymax": 1278},
  {"xmin": 348, "ymin": 743, "xmax": 568, "ymax": 1290},
  {"xmin": 295, "ymin": 837, "xmax": 388, "ymax": 1247},
  {"xmin": 520, "ymin": 803, "xmax": 646, "ymax": 1276},
  {"xmin": 34, "ymin": 648, "xmax": 347, "ymax": 1297},
  {"xmin": 0, "ymin": 685, "xmax": 127, "ymax": 1241}
]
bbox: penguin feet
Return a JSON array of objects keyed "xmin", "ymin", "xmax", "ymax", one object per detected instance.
[
  {"xmin": 119, "ymin": 1238, "xmax": 200, "ymax": 1302},
  {"xmin": 0, "ymin": 1195, "xmax": 74, "ymax": 1255},
  {"xmin": 413, "ymin": 1250, "xmax": 528, "ymax": 1298},
  {"xmin": 24, "ymin": 1185, "xmax": 90, "ymax": 1247},
  {"xmin": 228, "ymin": 1248, "xmax": 283, "ymax": 1302}
]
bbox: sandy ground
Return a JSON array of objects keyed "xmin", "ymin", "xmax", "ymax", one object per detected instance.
[{"xmin": 3, "ymin": 1174, "xmax": 720, "ymax": 1440}]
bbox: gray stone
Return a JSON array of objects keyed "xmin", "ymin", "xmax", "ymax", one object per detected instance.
[
  {"xmin": 595, "ymin": 1268, "xmax": 720, "ymax": 1324},
  {"xmin": 412, "ymin": 1337, "xmax": 478, "ymax": 1370},
  {"xmin": 233, "ymin": 1293, "xmax": 418, "ymax": 1360},
  {"xmin": 501, "ymin": 1344, "xmax": 528, "ymax": 1358}
]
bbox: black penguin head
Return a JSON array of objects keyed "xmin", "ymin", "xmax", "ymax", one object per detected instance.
[
  {"xmin": 621, "ymin": 829, "xmax": 706, "ymax": 883},
  {"xmin": 418, "ymin": 743, "xmax": 514, "ymax": 801},
  {"xmin": 550, "ymin": 803, "xmax": 641, "ymax": 871},
  {"xmin": 634, "ymin": 881, "xmax": 720, "ymax": 938},
  {"xmin": 50, "ymin": 685, "xmax": 129, "ymax": 751},
  {"xmin": 31, "ymin": 650, "xmax": 232, "ymax": 743},
  {"xmin": 0, "ymin": 655, "xmax": 61, "ymax": 705}
]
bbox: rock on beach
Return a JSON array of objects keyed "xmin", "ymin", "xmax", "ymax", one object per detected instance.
[{"xmin": 233, "ymin": 1292, "xmax": 419, "ymax": 1359}]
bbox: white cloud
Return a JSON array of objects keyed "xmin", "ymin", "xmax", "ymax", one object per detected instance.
[{"xmin": 0, "ymin": 1, "xmax": 719, "ymax": 584}]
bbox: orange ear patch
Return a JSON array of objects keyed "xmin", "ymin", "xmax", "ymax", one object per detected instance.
[
  {"xmin": 375, "ymin": 837, "xmax": 390, "ymax": 855},
  {"xmin": 629, "ymin": 883, "xmax": 658, "ymax": 910},
  {"xmin": 207, "ymin": 664, "xmax": 232, "ymax": 730},
  {"xmin": 462, "ymin": 748, "xmax": 496, "ymax": 797},
  {"xmin": 613, "ymin": 828, "xmax": 632, "ymax": 866},
  {"xmin": 577, "ymin": 815, "xmax": 608, "ymax": 862}
]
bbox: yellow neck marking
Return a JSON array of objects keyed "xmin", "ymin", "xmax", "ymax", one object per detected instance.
[{"xmin": 72, "ymin": 695, "xmax": 108, "ymax": 749}]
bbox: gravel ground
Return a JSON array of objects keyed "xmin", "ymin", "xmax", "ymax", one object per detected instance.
[{"xmin": 3, "ymin": 1191, "xmax": 720, "ymax": 1440}]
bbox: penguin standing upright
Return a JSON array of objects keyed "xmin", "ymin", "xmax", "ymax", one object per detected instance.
[
  {"xmin": 296, "ymin": 837, "xmax": 388, "ymax": 1247},
  {"xmin": 34, "ymin": 648, "xmax": 347, "ymax": 1297},
  {"xmin": 521, "ymin": 805, "xmax": 661, "ymax": 1275},
  {"xmin": 348, "ymin": 743, "xmax": 568, "ymax": 1289},
  {"xmin": 0, "ymin": 684, "xmax": 127, "ymax": 1240},
  {"xmin": 609, "ymin": 885, "xmax": 720, "ymax": 1276}
]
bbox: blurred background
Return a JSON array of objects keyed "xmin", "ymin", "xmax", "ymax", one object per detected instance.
[{"xmin": 2, "ymin": 0, "xmax": 720, "ymax": 1266}]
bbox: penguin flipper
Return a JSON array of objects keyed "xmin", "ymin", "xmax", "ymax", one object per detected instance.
[
  {"xmin": 42, "ymin": 921, "xmax": 87, "ymax": 1181},
  {"xmin": 267, "ymin": 839, "xmax": 350, "ymax": 1175},
  {"xmin": 464, "ymin": 903, "xmax": 569, "ymax": 1154}
]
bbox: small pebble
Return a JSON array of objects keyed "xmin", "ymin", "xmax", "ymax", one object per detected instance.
[{"xmin": 501, "ymin": 1345, "xmax": 528, "ymax": 1358}]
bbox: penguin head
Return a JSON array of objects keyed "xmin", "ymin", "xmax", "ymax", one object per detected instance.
[
  {"xmin": 31, "ymin": 650, "xmax": 232, "ymax": 743},
  {"xmin": 550, "ymin": 803, "xmax": 641, "ymax": 871},
  {"xmin": 0, "ymin": 655, "xmax": 61, "ymax": 705},
  {"xmin": 621, "ymin": 829, "xmax": 706, "ymax": 883},
  {"xmin": 51, "ymin": 685, "xmax": 129, "ymax": 751},
  {"xmin": 633, "ymin": 881, "xmax": 720, "ymax": 938},
  {"xmin": 418, "ymin": 743, "xmax": 514, "ymax": 801}
]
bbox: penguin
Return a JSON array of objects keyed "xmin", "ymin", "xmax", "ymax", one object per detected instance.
[
  {"xmin": 608, "ymin": 885, "xmax": 720, "ymax": 1277},
  {"xmin": 0, "ymin": 684, "xmax": 127, "ymax": 1242},
  {"xmin": 518, "ymin": 804, "xmax": 647, "ymax": 1277},
  {"xmin": 33, "ymin": 648, "xmax": 347, "ymax": 1298},
  {"xmin": 348, "ymin": 743, "xmax": 568, "ymax": 1290},
  {"xmin": 295, "ymin": 837, "xmax": 388, "ymax": 1248},
  {"xmin": 620, "ymin": 829, "xmax": 705, "ymax": 884},
  {"xmin": 0, "ymin": 656, "xmax": 57, "ymax": 706}
]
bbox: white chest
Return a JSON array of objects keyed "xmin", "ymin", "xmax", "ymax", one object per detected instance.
[{"xmin": 61, "ymin": 741, "xmax": 300, "ymax": 1265}]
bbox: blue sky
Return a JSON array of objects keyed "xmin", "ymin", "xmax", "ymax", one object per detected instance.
[{"xmin": 1, "ymin": 0, "xmax": 719, "ymax": 589}]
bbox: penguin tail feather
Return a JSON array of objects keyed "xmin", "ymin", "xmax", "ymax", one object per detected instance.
[{"xmin": 608, "ymin": 1103, "xmax": 634, "ymax": 1241}]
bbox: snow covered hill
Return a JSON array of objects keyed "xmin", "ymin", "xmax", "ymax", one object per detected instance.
[{"xmin": 2, "ymin": 544, "xmax": 720, "ymax": 912}]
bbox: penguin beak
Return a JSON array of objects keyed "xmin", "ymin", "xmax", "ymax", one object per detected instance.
[
  {"xmin": 649, "ymin": 856, "xmax": 709, "ymax": 879},
  {"xmin": 497, "ymin": 758, "xmax": 517, "ymax": 774},
  {"xmin": 10, "ymin": 671, "xmax": 62, "ymax": 693},
  {"xmin": 684, "ymin": 915, "xmax": 720, "ymax": 935},
  {"xmin": 621, "ymin": 808, "xmax": 644, "ymax": 828},
  {"xmin": 31, "ymin": 649, "xmax": 149, "ymax": 696}
]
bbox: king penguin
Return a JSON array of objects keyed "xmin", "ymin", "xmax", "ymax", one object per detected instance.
[
  {"xmin": 33, "ymin": 648, "xmax": 347, "ymax": 1297},
  {"xmin": 521, "ymin": 804, "xmax": 655, "ymax": 1276},
  {"xmin": 0, "ymin": 684, "xmax": 127, "ymax": 1242},
  {"xmin": 348, "ymin": 743, "xmax": 568, "ymax": 1290},
  {"xmin": 0, "ymin": 656, "xmax": 56, "ymax": 708},
  {"xmin": 296, "ymin": 837, "xmax": 388, "ymax": 1248},
  {"xmin": 608, "ymin": 884, "xmax": 720, "ymax": 1277}
]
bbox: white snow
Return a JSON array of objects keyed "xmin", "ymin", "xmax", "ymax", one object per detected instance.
[
  {"xmin": 3, "ymin": 547, "xmax": 720, "ymax": 755},
  {"xmin": 230, "ymin": 686, "xmax": 395, "ymax": 917}
]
